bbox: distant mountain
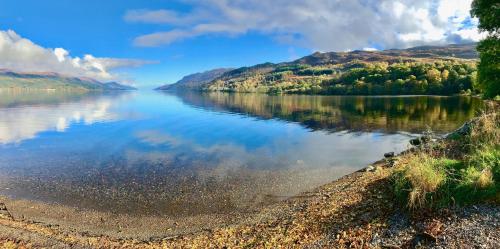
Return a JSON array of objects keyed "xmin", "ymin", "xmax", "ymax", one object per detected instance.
[
  {"xmin": 0, "ymin": 70, "xmax": 136, "ymax": 91},
  {"xmin": 293, "ymin": 43, "xmax": 477, "ymax": 66},
  {"xmin": 103, "ymin": 81, "xmax": 136, "ymax": 90},
  {"xmin": 195, "ymin": 43, "xmax": 479, "ymax": 95},
  {"xmin": 155, "ymin": 68, "xmax": 233, "ymax": 90}
]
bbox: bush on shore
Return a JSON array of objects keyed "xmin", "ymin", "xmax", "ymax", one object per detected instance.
[{"xmin": 393, "ymin": 103, "xmax": 499, "ymax": 209}]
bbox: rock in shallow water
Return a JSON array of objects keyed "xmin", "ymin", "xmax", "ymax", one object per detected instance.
[
  {"xmin": 365, "ymin": 165, "xmax": 376, "ymax": 172},
  {"xmin": 384, "ymin": 152, "xmax": 395, "ymax": 158}
]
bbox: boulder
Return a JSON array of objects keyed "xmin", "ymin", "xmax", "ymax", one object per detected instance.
[
  {"xmin": 365, "ymin": 165, "xmax": 376, "ymax": 172},
  {"xmin": 410, "ymin": 138, "xmax": 422, "ymax": 146},
  {"xmin": 384, "ymin": 152, "xmax": 395, "ymax": 158}
]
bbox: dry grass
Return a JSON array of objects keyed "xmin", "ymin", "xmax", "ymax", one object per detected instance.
[
  {"xmin": 0, "ymin": 240, "xmax": 29, "ymax": 249},
  {"xmin": 462, "ymin": 167, "xmax": 494, "ymax": 189},
  {"xmin": 477, "ymin": 168, "xmax": 494, "ymax": 188},
  {"xmin": 393, "ymin": 154, "xmax": 455, "ymax": 209},
  {"xmin": 469, "ymin": 109, "xmax": 499, "ymax": 146}
]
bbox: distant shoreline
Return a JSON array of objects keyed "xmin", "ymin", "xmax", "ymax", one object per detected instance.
[{"xmin": 157, "ymin": 88, "xmax": 479, "ymax": 98}]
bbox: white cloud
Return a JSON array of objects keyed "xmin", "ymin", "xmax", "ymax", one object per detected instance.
[
  {"xmin": 54, "ymin": 48, "xmax": 68, "ymax": 62},
  {"xmin": 125, "ymin": 9, "xmax": 182, "ymax": 24},
  {"xmin": 452, "ymin": 28, "xmax": 486, "ymax": 41},
  {"xmin": 0, "ymin": 29, "xmax": 156, "ymax": 82},
  {"xmin": 127, "ymin": 0, "xmax": 485, "ymax": 51},
  {"xmin": 134, "ymin": 29, "xmax": 197, "ymax": 47},
  {"xmin": 124, "ymin": 9, "xmax": 203, "ymax": 26},
  {"xmin": 437, "ymin": 0, "xmax": 472, "ymax": 23}
]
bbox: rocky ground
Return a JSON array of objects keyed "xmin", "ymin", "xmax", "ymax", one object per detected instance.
[{"xmin": 0, "ymin": 158, "xmax": 498, "ymax": 248}]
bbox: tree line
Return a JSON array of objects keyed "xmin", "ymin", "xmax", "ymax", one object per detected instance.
[{"xmin": 270, "ymin": 61, "xmax": 478, "ymax": 95}]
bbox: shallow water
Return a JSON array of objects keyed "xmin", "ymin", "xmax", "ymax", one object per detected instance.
[{"xmin": 0, "ymin": 90, "xmax": 483, "ymax": 216}]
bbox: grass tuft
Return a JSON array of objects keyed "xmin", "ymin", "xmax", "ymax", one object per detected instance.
[
  {"xmin": 477, "ymin": 168, "xmax": 494, "ymax": 189},
  {"xmin": 392, "ymin": 101, "xmax": 499, "ymax": 209},
  {"xmin": 393, "ymin": 154, "xmax": 458, "ymax": 209}
]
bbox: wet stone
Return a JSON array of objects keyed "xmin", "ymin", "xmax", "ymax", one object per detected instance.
[{"xmin": 384, "ymin": 152, "xmax": 395, "ymax": 158}]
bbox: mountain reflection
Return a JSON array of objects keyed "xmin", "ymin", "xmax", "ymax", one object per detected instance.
[
  {"xmin": 173, "ymin": 92, "xmax": 483, "ymax": 134},
  {"xmin": 0, "ymin": 91, "xmax": 129, "ymax": 144}
]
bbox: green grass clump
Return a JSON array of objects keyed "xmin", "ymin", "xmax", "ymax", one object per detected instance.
[
  {"xmin": 393, "ymin": 104, "xmax": 499, "ymax": 209},
  {"xmin": 457, "ymin": 145, "xmax": 500, "ymax": 202},
  {"xmin": 393, "ymin": 154, "xmax": 461, "ymax": 209}
]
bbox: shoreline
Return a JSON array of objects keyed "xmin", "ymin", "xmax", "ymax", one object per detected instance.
[
  {"xmin": 0, "ymin": 194, "xmax": 261, "ymax": 240},
  {"xmin": 157, "ymin": 88, "xmax": 481, "ymax": 98},
  {"xmin": 1, "ymin": 156, "xmax": 499, "ymax": 247},
  {"xmin": 0, "ymin": 158, "xmax": 389, "ymax": 244}
]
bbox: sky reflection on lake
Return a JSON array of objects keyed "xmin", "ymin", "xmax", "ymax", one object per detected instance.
[{"xmin": 0, "ymin": 91, "xmax": 483, "ymax": 216}]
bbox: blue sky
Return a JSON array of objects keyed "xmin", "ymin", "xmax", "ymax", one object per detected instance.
[{"xmin": 0, "ymin": 0, "xmax": 482, "ymax": 88}]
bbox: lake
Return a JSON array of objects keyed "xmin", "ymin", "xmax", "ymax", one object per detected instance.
[{"xmin": 0, "ymin": 90, "xmax": 483, "ymax": 216}]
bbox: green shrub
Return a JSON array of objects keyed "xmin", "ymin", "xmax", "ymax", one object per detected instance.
[{"xmin": 456, "ymin": 145, "xmax": 500, "ymax": 202}]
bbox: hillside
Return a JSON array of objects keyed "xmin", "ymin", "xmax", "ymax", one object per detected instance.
[
  {"xmin": 155, "ymin": 68, "xmax": 233, "ymax": 90},
  {"xmin": 196, "ymin": 43, "xmax": 479, "ymax": 95},
  {"xmin": 0, "ymin": 71, "xmax": 136, "ymax": 91},
  {"xmin": 102, "ymin": 82, "xmax": 136, "ymax": 90},
  {"xmin": 293, "ymin": 43, "xmax": 478, "ymax": 65}
]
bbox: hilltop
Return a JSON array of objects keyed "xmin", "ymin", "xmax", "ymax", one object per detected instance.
[
  {"xmin": 161, "ymin": 44, "xmax": 479, "ymax": 96},
  {"xmin": 155, "ymin": 68, "xmax": 233, "ymax": 90},
  {"xmin": 0, "ymin": 70, "xmax": 136, "ymax": 91},
  {"xmin": 292, "ymin": 43, "xmax": 478, "ymax": 66}
]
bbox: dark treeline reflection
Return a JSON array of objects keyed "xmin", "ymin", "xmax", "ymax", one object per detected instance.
[{"xmin": 174, "ymin": 92, "xmax": 483, "ymax": 134}]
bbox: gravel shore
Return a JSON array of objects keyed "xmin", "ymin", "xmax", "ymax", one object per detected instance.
[{"xmin": 0, "ymin": 159, "xmax": 498, "ymax": 248}]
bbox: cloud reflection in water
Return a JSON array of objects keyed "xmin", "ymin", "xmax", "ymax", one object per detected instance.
[{"xmin": 0, "ymin": 92, "xmax": 130, "ymax": 144}]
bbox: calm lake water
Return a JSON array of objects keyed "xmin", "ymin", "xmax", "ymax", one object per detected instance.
[{"xmin": 0, "ymin": 90, "xmax": 483, "ymax": 216}]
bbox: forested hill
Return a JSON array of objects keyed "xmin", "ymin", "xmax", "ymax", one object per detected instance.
[
  {"xmin": 155, "ymin": 68, "xmax": 233, "ymax": 90},
  {"xmin": 0, "ymin": 70, "xmax": 136, "ymax": 91},
  {"xmin": 293, "ymin": 43, "xmax": 477, "ymax": 65},
  {"xmin": 199, "ymin": 43, "xmax": 479, "ymax": 95}
]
